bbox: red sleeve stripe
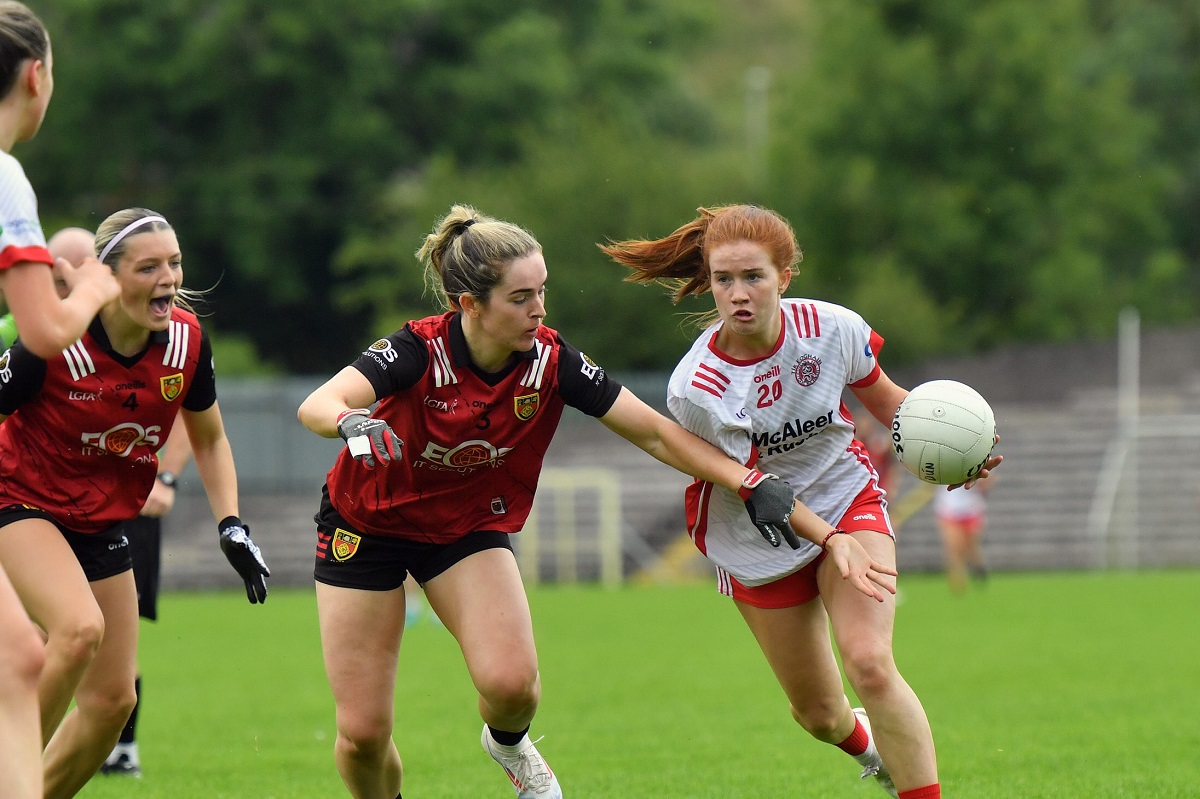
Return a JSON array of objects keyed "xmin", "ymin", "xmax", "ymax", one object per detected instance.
[
  {"xmin": 696, "ymin": 361, "xmax": 730, "ymax": 386},
  {"xmin": 791, "ymin": 302, "xmax": 820, "ymax": 338},
  {"xmin": 0, "ymin": 244, "xmax": 54, "ymax": 270}
]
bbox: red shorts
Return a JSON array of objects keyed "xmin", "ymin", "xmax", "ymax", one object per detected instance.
[
  {"xmin": 725, "ymin": 481, "xmax": 894, "ymax": 609},
  {"xmin": 937, "ymin": 512, "xmax": 985, "ymax": 535}
]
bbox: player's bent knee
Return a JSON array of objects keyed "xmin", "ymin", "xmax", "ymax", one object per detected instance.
[
  {"xmin": 76, "ymin": 682, "xmax": 137, "ymax": 727},
  {"xmin": 790, "ymin": 696, "xmax": 844, "ymax": 739},
  {"xmin": 336, "ymin": 711, "xmax": 396, "ymax": 753},
  {"xmin": 477, "ymin": 668, "xmax": 540, "ymax": 715},
  {"xmin": 841, "ymin": 649, "xmax": 897, "ymax": 697},
  {"xmin": 0, "ymin": 625, "xmax": 44, "ymax": 688},
  {"xmin": 49, "ymin": 611, "xmax": 106, "ymax": 667}
]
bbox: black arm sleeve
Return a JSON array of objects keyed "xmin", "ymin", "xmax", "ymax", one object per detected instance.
[
  {"xmin": 555, "ymin": 334, "xmax": 623, "ymax": 417},
  {"xmin": 0, "ymin": 342, "xmax": 47, "ymax": 415},
  {"xmin": 182, "ymin": 328, "xmax": 218, "ymax": 412},
  {"xmin": 348, "ymin": 326, "xmax": 430, "ymax": 400}
]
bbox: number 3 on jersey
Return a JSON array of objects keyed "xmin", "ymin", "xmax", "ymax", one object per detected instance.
[{"xmin": 757, "ymin": 379, "xmax": 782, "ymax": 408}]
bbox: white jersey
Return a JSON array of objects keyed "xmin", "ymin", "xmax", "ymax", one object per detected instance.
[
  {"xmin": 668, "ymin": 298, "xmax": 888, "ymax": 586},
  {"xmin": 934, "ymin": 484, "xmax": 987, "ymax": 519},
  {"xmin": 0, "ymin": 151, "xmax": 52, "ymax": 272}
]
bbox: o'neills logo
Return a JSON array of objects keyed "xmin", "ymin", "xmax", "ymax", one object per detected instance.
[
  {"xmin": 514, "ymin": 392, "xmax": 539, "ymax": 421},
  {"xmin": 331, "ymin": 529, "xmax": 361, "ymax": 561},
  {"xmin": 754, "ymin": 364, "xmax": 781, "ymax": 384}
]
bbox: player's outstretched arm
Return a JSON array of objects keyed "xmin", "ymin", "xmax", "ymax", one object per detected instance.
[
  {"xmin": 183, "ymin": 402, "xmax": 270, "ymax": 604},
  {"xmin": 1, "ymin": 260, "xmax": 119, "ymax": 358},
  {"xmin": 819, "ymin": 531, "xmax": 898, "ymax": 603},
  {"xmin": 297, "ymin": 366, "xmax": 401, "ymax": 468}
]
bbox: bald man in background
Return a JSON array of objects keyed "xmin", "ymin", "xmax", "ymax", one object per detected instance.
[{"xmin": 0, "ymin": 227, "xmax": 93, "ymax": 347}]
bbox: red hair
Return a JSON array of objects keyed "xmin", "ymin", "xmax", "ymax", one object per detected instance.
[{"xmin": 600, "ymin": 205, "xmax": 801, "ymax": 304}]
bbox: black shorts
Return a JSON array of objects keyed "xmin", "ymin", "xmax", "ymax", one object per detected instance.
[
  {"xmin": 115, "ymin": 515, "xmax": 163, "ymax": 621},
  {"xmin": 0, "ymin": 504, "xmax": 133, "ymax": 582},
  {"xmin": 313, "ymin": 488, "xmax": 512, "ymax": 591}
]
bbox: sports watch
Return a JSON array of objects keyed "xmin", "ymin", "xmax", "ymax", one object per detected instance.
[{"xmin": 156, "ymin": 472, "xmax": 178, "ymax": 489}]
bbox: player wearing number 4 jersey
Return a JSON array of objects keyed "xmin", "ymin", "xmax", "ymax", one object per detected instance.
[
  {"xmin": 299, "ymin": 204, "xmax": 796, "ymax": 799},
  {"xmin": 604, "ymin": 204, "xmax": 1002, "ymax": 799},
  {"xmin": 0, "ymin": 208, "xmax": 268, "ymax": 799}
]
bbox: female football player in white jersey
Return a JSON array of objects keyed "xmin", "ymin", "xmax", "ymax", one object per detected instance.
[
  {"xmin": 0, "ymin": 5, "xmax": 119, "ymax": 796},
  {"xmin": 603, "ymin": 204, "xmax": 1001, "ymax": 799},
  {"xmin": 298, "ymin": 204, "xmax": 796, "ymax": 799},
  {"xmin": 0, "ymin": 208, "xmax": 269, "ymax": 799}
]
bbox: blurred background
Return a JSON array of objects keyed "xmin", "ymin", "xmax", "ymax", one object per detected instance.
[{"xmin": 14, "ymin": 0, "xmax": 1200, "ymax": 590}]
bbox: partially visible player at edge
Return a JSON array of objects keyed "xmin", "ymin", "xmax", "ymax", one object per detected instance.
[
  {"xmin": 0, "ymin": 208, "xmax": 270, "ymax": 799},
  {"xmin": 602, "ymin": 204, "xmax": 1001, "ymax": 799},
  {"xmin": 0, "ymin": 4, "xmax": 119, "ymax": 797},
  {"xmin": 297, "ymin": 204, "xmax": 797, "ymax": 799}
]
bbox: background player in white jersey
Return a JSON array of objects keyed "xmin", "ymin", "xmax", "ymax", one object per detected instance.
[
  {"xmin": 298, "ymin": 204, "xmax": 795, "ymax": 799},
  {"xmin": 934, "ymin": 477, "xmax": 991, "ymax": 594},
  {"xmin": 603, "ymin": 204, "xmax": 1001, "ymax": 799}
]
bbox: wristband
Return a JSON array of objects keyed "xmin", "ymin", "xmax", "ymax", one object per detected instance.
[
  {"xmin": 218, "ymin": 515, "xmax": 244, "ymax": 535},
  {"xmin": 820, "ymin": 529, "xmax": 848, "ymax": 550},
  {"xmin": 737, "ymin": 469, "xmax": 769, "ymax": 501},
  {"xmin": 336, "ymin": 408, "xmax": 370, "ymax": 428}
]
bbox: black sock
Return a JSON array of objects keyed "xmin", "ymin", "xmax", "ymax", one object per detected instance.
[
  {"xmin": 487, "ymin": 725, "xmax": 530, "ymax": 747},
  {"xmin": 118, "ymin": 676, "xmax": 141, "ymax": 744}
]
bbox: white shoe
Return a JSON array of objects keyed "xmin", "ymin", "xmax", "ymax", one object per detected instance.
[
  {"xmin": 853, "ymin": 708, "xmax": 898, "ymax": 798},
  {"xmin": 481, "ymin": 725, "xmax": 563, "ymax": 798}
]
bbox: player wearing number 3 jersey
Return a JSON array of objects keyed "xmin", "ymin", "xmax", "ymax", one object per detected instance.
[
  {"xmin": 605, "ymin": 204, "xmax": 1002, "ymax": 799},
  {"xmin": 299, "ymin": 204, "xmax": 797, "ymax": 799}
]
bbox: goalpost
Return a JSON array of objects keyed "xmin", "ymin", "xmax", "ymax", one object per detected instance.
[
  {"xmin": 517, "ymin": 468, "xmax": 624, "ymax": 586},
  {"xmin": 1085, "ymin": 308, "xmax": 1200, "ymax": 568}
]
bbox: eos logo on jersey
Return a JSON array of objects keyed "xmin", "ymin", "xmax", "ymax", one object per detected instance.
[
  {"xmin": 418, "ymin": 439, "xmax": 513, "ymax": 473},
  {"xmin": 579, "ymin": 353, "xmax": 600, "ymax": 381},
  {"xmin": 80, "ymin": 422, "xmax": 162, "ymax": 457},
  {"xmin": 366, "ymin": 339, "xmax": 397, "ymax": 368},
  {"xmin": 0, "ymin": 351, "xmax": 11, "ymax": 385},
  {"xmin": 751, "ymin": 410, "xmax": 834, "ymax": 456}
]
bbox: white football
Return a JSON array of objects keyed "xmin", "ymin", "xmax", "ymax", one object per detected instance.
[{"xmin": 891, "ymin": 380, "xmax": 996, "ymax": 485}]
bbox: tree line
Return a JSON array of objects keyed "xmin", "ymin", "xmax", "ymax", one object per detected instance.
[{"xmin": 20, "ymin": 0, "xmax": 1200, "ymax": 374}]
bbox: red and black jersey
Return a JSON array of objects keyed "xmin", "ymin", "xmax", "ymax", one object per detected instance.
[
  {"xmin": 0, "ymin": 308, "xmax": 215, "ymax": 533},
  {"xmin": 323, "ymin": 312, "xmax": 622, "ymax": 543}
]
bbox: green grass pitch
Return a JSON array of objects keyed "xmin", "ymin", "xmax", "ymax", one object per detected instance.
[{"xmin": 77, "ymin": 570, "xmax": 1199, "ymax": 798}]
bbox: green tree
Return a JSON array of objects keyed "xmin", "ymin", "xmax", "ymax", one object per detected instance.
[
  {"xmin": 766, "ymin": 0, "xmax": 1188, "ymax": 362},
  {"xmin": 24, "ymin": 0, "xmax": 715, "ymax": 371}
]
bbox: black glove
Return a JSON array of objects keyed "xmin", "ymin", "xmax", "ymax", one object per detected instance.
[
  {"xmin": 738, "ymin": 470, "xmax": 802, "ymax": 549},
  {"xmin": 337, "ymin": 408, "xmax": 402, "ymax": 469},
  {"xmin": 218, "ymin": 516, "xmax": 270, "ymax": 604}
]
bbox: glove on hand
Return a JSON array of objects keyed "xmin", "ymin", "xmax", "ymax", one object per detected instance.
[
  {"xmin": 337, "ymin": 408, "xmax": 402, "ymax": 469},
  {"xmin": 218, "ymin": 516, "xmax": 270, "ymax": 604},
  {"xmin": 738, "ymin": 470, "xmax": 802, "ymax": 549}
]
